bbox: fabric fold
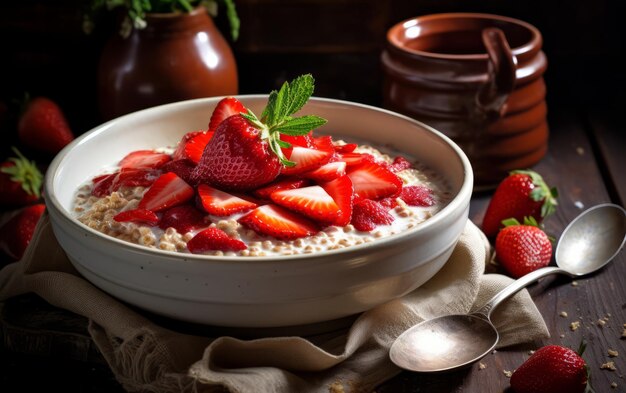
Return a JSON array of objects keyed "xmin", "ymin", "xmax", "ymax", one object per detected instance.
[{"xmin": 0, "ymin": 214, "xmax": 549, "ymax": 393}]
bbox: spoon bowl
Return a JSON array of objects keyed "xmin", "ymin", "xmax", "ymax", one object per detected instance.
[{"xmin": 390, "ymin": 203, "xmax": 626, "ymax": 373}]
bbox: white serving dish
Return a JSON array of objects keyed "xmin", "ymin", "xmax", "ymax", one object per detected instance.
[{"xmin": 45, "ymin": 96, "xmax": 473, "ymax": 328}]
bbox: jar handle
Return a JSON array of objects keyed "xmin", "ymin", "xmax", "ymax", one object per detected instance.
[{"xmin": 475, "ymin": 27, "xmax": 517, "ymax": 118}]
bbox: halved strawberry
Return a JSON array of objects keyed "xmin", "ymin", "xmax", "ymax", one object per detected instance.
[
  {"xmin": 281, "ymin": 146, "xmax": 333, "ymax": 175},
  {"xmin": 351, "ymin": 199, "xmax": 394, "ymax": 232},
  {"xmin": 111, "ymin": 168, "xmax": 161, "ymax": 191},
  {"xmin": 119, "ymin": 150, "xmax": 171, "ymax": 170},
  {"xmin": 158, "ymin": 205, "xmax": 206, "ymax": 234},
  {"xmin": 253, "ymin": 178, "xmax": 310, "ymax": 200},
  {"xmin": 172, "ymin": 131, "xmax": 214, "ymax": 164},
  {"xmin": 238, "ymin": 204, "xmax": 318, "ymax": 240},
  {"xmin": 138, "ymin": 172, "xmax": 194, "ymax": 212},
  {"xmin": 197, "ymin": 184, "xmax": 257, "ymax": 216},
  {"xmin": 400, "ymin": 185, "xmax": 435, "ymax": 207},
  {"xmin": 113, "ymin": 209, "xmax": 159, "ymax": 226},
  {"xmin": 311, "ymin": 135, "xmax": 334, "ymax": 152},
  {"xmin": 187, "ymin": 227, "xmax": 247, "ymax": 253},
  {"xmin": 270, "ymin": 185, "xmax": 339, "ymax": 223},
  {"xmin": 321, "ymin": 175, "xmax": 354, "ymax": 226},
  {"xmin": 208, "ymin": 97, "xmax": 247, "ymax": 132},
  {"xmin": 92, "ymin": 173, "xmax": 117, "ymax": 197},
  {"xmin": 346, "ymin": 162, "xmax": 403, "ymax": 200},
  {"xmin": 304, "ymin": 161, "xmax": 346, "ymax": 182}
]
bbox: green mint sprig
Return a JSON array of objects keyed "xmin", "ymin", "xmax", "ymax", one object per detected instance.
[{"xmin": 240, "ymin": 74, "xmax": 327, "ymax": 167}]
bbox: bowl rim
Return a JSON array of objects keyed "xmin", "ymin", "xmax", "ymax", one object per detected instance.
[{"xmin": 45, "ymin": 95, "xmax": 473, "ymax": 265}]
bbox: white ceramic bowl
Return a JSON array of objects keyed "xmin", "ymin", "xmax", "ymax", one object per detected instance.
[{"xmin": 45, "ymin": 96, "xmax": 473, "ymax": 328}]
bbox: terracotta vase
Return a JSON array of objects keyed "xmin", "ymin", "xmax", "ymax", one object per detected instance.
[
  {"xmin": 97, "ymin": 6, "xmax": 238, "ymax": 121},
  {"xmin": 382, "ymin": 13, "xmax": 548, "ymax": 189}
]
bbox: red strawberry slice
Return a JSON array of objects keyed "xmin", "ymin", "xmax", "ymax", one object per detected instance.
[
  {"xmin": 400, "ymin": 185, "xmax": 435, "ymax": 207},
  {"xmin": 158, "ymin": 205, "xmax": 206, "ymax": 234},
  {"xmin": 187, "ymin": 227, "xmax": 247, "ymax": 253},
  {"xmin": 197, "ymin": 184, "xmax": 258, "ymax": 216},
  {"xmin": 270, "ymin": 185, "xmax": 340, "ymax": 223},
  {"xmin": 346, "ymin": 162, "xmax": 403, "ymax": 200},
  {"xmin": 333, "ymin": 143, "xmax": 358, "ymax": 154},
  {"xmin": 113, "ymin": 209, "xmax": 159, "ymax": 226},
  {"xmin": 92, "ymin": 173, "xmax": 117, "ymax": 197},
  {"xmin": 160, "ymin": 159, "xmax": 195, "ymax": 184},
  {"xmin": 281, "ymin": 146, "xmax": 333, "ymax": 175},
  {"xmin": 172, "ymin": 131, "xmax": 214, "ymax": 164},
  {"xmin": 280, "ymin": 133, "xmax": 314, "ymax": 157},
  {"xmin": 311, "ymin": 135, "xmax": 334, "ymax": 152},
  {"xmin": 253, "ymin": 178, "xmax": 310, "ymax": 200},
  {"xmin": 119, "ymin": 150, "xmax": 171, "ymax": 170},
  {"xmin": 322, "ymin": 175, "xmax": 354, "ymax": 226},
  {"xmin": 138, "ymin": 172, "xmax": 194, "ymax": 212},
  {"xmin": 304, "ymin": 161, "xmax": 347, "ymax": 182},
  {"xmin": 208, "ymin": 97, "xmax": 247, "ymax": 132},
  {"xmin": 339, "ymin": 152, "xmax": 375, "ymax": 167},
  {"xmin": 378, "ymin": 197, "xmax": 399, "ymax": 209},
  {"xmin": 112, "ymin": 168, "xmax": 161, "ymax": 191},
  {"xmin": 351, "ymin": 199, "xmax": 394, "ymax": 232},
  {"xmin": 238, "ymin": 204, "xmax": 318, "ymax": 240}
]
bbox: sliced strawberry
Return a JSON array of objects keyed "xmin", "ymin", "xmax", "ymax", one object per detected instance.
[
  {"xmin": 333, "ymin": 143, "xmax": 358, "ymax": 154},
  {"xmin": 378, "ymin": 197, "xmax": 399, "ymax": 209},
  {"xmin": 238, "ymin": 204, "xmax": 318, "ymax": 240},
  {"xmin": 172, "ymin": 131, "xmax": 214, "ymax": 164},
  {"xmin": 160, "ymin": 159, "xmax": 195, "ymax": 184},
  {"xmin": 253, "ymin": 177, "xmax": 310, "ymax": 200},
  {"xmin": 281, "ymin": 146, "xmax": 333, "ymax": 175},
  {"xmin": 158, "ymin": 205, "xmax": 206, "ymax": 234},
  {"xmin": 389, "ymin": 156, "xmax": 413, "ymax": 172},
  {"xmin": 138, "ymin": 172, "xmax": 194, "ymax": 212},
  {"xmin": 322, "ymin": 175, "xmax": 354, "ymax": 226},
  {"xmin": 197, "ymin": 184, "xmax": 257, "ymax": 216},
  {"xmin": 311, "ymin": 135, "xmax": 334, "ymax": 152},
  {"xmin": 304, "ymin": 161, "xmax": 346, "ymax": 182},
  {"xmin": 270, "ymin": 185, "xmax": 339, "ymax": 223},
  {"xmin": 187, "ymin": 227, "xmax": 247, "ymax": 253},
  {"xmin": 111, "ymin": 168, "xmax": 161, "ymax": 191},
  {"xmin": 346, "ymin": 162, "xmax": 403, "ymax": 200},
  {"xmin": 279, "ymin": 132, "xmax": 314, "ymax": 157},
  {"xmin": 113, "ymin": 209, "xmax": 159, "ymax": 226},
  {"xmin": 339, "ymin": 152, "xmax": 376, "ymax": 167},
  {"xmin": 400, "ymin": 185, "xmax": 435, "ymax": 207},
  {"xmin": 92, "ymin": 173, "xmax": 117, "ymax": 197},
  {"xmin": 351, "ymin": 199, "xmax": 394, "ymax": 232},
  {"xmin": 119, "ymin": 150, "xmax": 171, "ymax": 170},
  {"xmin": 208, "ymin": 97, "xmax": 246, "ymax": 132}
]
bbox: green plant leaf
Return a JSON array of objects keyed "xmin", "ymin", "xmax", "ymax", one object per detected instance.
[{"xmin": 273, "ymin": 115, "xmax": 327, "ymax": 136}]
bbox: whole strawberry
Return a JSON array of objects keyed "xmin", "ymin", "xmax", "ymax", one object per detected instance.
[
  {"xmin": 510, "ymin": 344, "xmax": 589, "ymax": 393},
  {"xmin": 482, "ymin": 170, "xmax": 557, "ymax": 237},
  {"xmin": 192, "ymin": 75, "xmax": 327, "ymax": 191},
  {"xmin": 0, "ymin": 147, "xmax": 43, "ymax": 206},
  {"xmin": 0, "ymin": 203, "xmax": 46, "ymax": 261},
  {"xmin": 495, "ymin": 217, "xmax": 552, "ymax": 278},
  {"xmin": 18, "ymin": 96, "xmax": 74, "ymax": 155}
]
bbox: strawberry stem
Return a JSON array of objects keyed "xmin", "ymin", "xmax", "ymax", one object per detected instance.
[
  {"xmin": 511, "ymin": 169, "xmax": 558, "ymax": 218},
  {"xmin": 0, "ymin": 147, "xmax": 42, "ymax": 198}
]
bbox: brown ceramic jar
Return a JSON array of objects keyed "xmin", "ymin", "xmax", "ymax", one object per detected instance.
[
  {"xmin": 98, "ymin": 6, "xmax": 238, "ymax": 121},
  {"xmin": 382, "ymin": 13, "xmax": 548, "ymax": 189}
]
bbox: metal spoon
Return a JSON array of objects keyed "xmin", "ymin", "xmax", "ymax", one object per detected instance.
[{"xmin": 390, "ymin": 203, "xmax": 626, "ymax": 373}]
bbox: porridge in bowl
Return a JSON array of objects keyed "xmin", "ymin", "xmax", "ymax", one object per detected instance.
[{"xmin": 72, "ymin": 76, "xmax": 451, "ymax": 257}]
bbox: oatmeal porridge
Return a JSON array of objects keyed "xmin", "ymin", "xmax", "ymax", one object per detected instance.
[{"xmin": 72, "ymin": 82, "xmax": 451, "ymax": 257}]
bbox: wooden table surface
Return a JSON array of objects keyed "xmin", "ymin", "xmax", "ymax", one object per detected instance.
[{"xmin": 1, "ymin": 89, "xmax": 624, "ymax": 392}]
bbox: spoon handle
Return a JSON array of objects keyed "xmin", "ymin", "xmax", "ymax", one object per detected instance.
[{"xmin": 474, "ymin": 266, "xmax": 571, "ymax": 319}]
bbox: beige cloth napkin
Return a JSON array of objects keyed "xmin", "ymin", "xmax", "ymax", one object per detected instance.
[{"xmin": 0, "ymin": 214, "xmax": 549, "ymax": 393}]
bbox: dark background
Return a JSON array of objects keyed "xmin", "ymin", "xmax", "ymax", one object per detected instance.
[{"xmin": 0, "ymin": 0, "xmax": 623, "ymax": 154}]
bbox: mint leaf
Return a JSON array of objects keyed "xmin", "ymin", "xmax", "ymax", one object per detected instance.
[
  {"xmin": 284, "ymin": 74, "xmax": 315, "ymax": 116},
  {"xmin": 273, "ymin": 115, "xmax": 327, "ymax": 136}
]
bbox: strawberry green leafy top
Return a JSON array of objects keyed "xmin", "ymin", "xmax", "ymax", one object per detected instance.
[{"xmin": 240, "ymin": 74, "xmax": 327, "ymax": 167}]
